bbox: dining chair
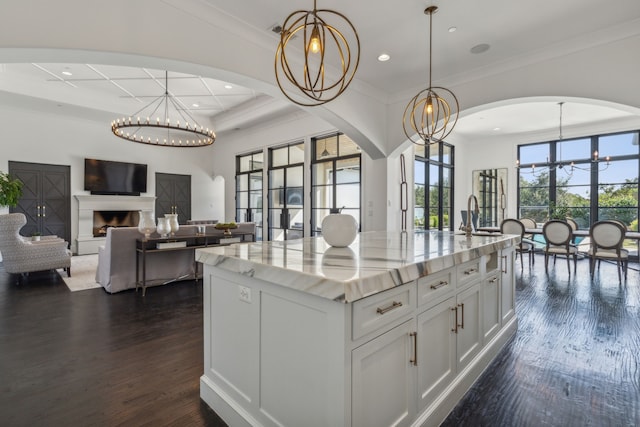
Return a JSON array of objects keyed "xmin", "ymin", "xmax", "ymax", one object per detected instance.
[
  {"xmin": 566, "ymin": 217, "xmax": 579, "ymax": 244},
  {"xmin": 542, "ymin": 220, "xmax": 578, "ymax": 274},
  {"xmin": 588, "ymin": 220, "xmax": 628, "ymax": 283},
  {"xmin": 500, "ymin": 219, "xmax": 535, "ymax": 267},
  {"xmin": 518, "ymin": 217, "xmax": 537, "ymax": 240}
]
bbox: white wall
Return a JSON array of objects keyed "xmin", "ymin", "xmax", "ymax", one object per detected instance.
[{"xmin": 0, "ymin": 102, "xmax": 224, "ymax": 253}]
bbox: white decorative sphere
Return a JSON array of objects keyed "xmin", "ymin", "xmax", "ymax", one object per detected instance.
[{"xmin": 321, "ymin": 214, "xmax": 358, "ymax": 247}]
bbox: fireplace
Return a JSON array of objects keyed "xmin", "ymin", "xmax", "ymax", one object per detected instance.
[
  {"xmin": 75, "ymin": 195, "xmax": 156, "ymax": 255},
  {"xmin": 93, "ymin": 210, "xmax": 140, "ymax": 237}
]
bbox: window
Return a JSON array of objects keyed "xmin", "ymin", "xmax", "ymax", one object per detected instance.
[
  {"xmin": 518, "ymin": 130, "xmax": 639, "ymax": 257},
  {"xmin": 311, "ymin": 133, "xmax": 361, "ymax": 235},
  {"xmin": 236, "ymin": 151, "xmax": 263, "ymax": 240},
  {"xmin": 268, "ymin": 142, "xmax": 305, "ymax": 241},
  {"xmin": 414, "ymin": 142, "xmax": 455, "ymax": 230}
]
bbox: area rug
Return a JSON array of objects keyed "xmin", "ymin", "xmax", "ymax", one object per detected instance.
[{"xmin": 58, "ymin": 254, "xmax": 101, "ymax": 292}]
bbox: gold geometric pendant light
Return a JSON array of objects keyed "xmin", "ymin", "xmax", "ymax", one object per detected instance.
[
  {"xmin": 275, "ymin": 0, "xmax": 360, "ymax": 106},
  {"xmin": 403, "ymin": 6, "xmax": 459, "ymax": 145}
]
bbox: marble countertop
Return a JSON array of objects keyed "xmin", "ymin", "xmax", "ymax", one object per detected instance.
[{"xmin": 196, "ymin": 230, "xmax": 518, "ymax": 303}]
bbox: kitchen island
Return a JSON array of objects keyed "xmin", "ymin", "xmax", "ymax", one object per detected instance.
[{"xmin": 196, "ymin": 230, "xmax": 519, "ymax": 427}]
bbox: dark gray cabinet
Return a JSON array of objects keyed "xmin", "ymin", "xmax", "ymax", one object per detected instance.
[
  {"xmin": 155, "ymin": 172, "xmax": 191, "ymax": 224},
  {"xmin": 9, "ymin": 161, "xmax": 71, "ymax": 243}
]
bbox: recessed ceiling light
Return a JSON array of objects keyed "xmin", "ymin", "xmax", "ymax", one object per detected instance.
[
  {"xmin": 448, "ymin": 26, "xmax": 457, "ymax": 33},
  {"xmin": 377, "ymin": 53, "xmax": 390, "ymax": 62},
  {"xmin": 192, "ymin": 103, "xmax": 200, "ymax": 108},
  {"xmin": 224, "ymin": 84, "xmax": 233, "ymax": 90},
  {"xmin": 470, "ymin": 43, "xmax": 490, "ymax": 54},
  {"xmin": 62, "ymin": 71, "xmax": 72, "ymax": 76},
  {"xmin": 493, "ymin": 127, "xmax": 501, "ymax": 131}
]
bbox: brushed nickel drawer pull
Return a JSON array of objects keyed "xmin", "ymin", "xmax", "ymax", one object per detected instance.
[
  {"xmin": 464, "ymin": 267, "xmax": 478, "ymax": 275},
  {"xmin": 409, "ymin": 332, "xmax": 417, "ymax": 366},
  {"xmin": 458, "ymin": 303, "xmax": 465, "ymax": 329},
  {"xmin": 430, "ymin": 280, "xmax": 448, "ymax": 290},
  {"xmin": 489, "ymin": 277, "xmax": 498, "ymax": 283},
  {"xmin": 502, "ymin": 255, "xmax": 508, "ymax": 274},
  {"xmin": 376, "ymin": 301, "xmax": 403, "ymax": 315}
]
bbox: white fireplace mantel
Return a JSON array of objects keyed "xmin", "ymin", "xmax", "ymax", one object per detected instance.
[{"xmin": 75, "ymin": 195, "xmax": 156, "ymax": 255}]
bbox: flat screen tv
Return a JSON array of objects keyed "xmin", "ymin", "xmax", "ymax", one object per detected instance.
[{"xmin": 84, "ymin": 158, "xmax": 147, "ymax": 196}]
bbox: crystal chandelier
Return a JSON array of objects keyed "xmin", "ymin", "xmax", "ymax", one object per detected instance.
[{"xmin": 111, "ymin": 71, "xmax": 216, "ymax": 147}]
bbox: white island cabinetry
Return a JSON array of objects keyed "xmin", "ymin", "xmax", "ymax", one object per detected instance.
[{"xmin": 197, "ymin": 231, "xmax": 519, "ymax": 427}]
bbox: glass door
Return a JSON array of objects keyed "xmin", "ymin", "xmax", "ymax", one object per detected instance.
[
  {"xmin": 236, "ymin": 151, "xmax": 263, "ymax": 241},
  {"xmin": 268, "ymin": 143, "xmax": 305, "ymax": 241}
]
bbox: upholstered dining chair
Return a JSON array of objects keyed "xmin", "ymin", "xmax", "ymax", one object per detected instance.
[
  {"xmin": 518, "ymin": 217, "xmax": 537, "ymax": 241},
  {"xmin": 566, "ymin": 217, "xmax": 579, "ymax": 244},
  {"xmin": 500, "ymin": 219, "xmax": 535, "ymax": 267},
  {"xmin": 588, "ymin": 220, "xmax": 628, "ymax": 283},
  {"xmin": 0, "ymin": 213, "xmax": 71, "ymax": 279},
  {"xmin": 542, "ymin": 220, "xmax": 578, "ymax": 274}
]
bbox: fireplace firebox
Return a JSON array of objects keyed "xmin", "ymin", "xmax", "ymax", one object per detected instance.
[{"xmin": 93, "ymin": 210, "xmax": 140, "ymax": 237}]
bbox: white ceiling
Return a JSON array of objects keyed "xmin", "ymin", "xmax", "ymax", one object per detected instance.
[{"xmin": 2, "ymin": 0, "xmax": 640, "ymax": 139}]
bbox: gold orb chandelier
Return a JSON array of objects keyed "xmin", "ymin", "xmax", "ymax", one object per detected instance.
[
  {"xmin": 403, "ymin": 6, "xmax": 459, "ymax": 145},
  {"xmin": 111, "ymin": 71, "xmax": 216, "ymax": 148},
  {"xmin": 274, "ymin": 0, "xmax": 360, "ymax": 106}
]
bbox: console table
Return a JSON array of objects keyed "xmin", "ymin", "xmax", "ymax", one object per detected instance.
[{"xmin": 135, "ymin": 231, "xmax": 254, "ymax": 296}]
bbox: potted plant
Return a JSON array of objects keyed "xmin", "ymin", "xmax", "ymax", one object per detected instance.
[
  {"xmin": 0, "ymin": 172, "xmax": 23, "ymax": 208},
  {"xmin": 31, "ymin": 231, "xmax": 42, "ymax": 242},
  {"xmin": 548, "ymin": 201, "xmax": 570, "ymax": 221}
]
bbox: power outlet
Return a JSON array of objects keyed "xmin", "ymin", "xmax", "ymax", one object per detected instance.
[{"xmin": 238, "ymin": 285, "xmax": 252, "ymax": 303}]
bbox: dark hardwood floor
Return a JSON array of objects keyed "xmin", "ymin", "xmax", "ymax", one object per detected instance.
[
  {"xmin": 0, "ymin": 268, "xmax": 226, "ymax": 427},
  {"xmin": 0, "ymin": 255, "xmax": 638, "ymax": 426},
  {"xmin": 442, "ymin": 256, "xmax": 640, "ymax": 427}
]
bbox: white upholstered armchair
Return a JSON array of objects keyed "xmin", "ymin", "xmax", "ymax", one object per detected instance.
[{"xmin": 0, "ymin": 213, "xmax": 71, "ymax": 277}]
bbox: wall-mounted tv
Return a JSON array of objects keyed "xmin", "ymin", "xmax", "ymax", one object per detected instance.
[{"xmin": 84, "ymin": 158, "xmax": 147, "ymax": 196}]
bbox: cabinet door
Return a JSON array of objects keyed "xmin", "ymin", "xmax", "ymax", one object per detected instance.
[
  {"xmin": 352, "ymin": 320, "xmax": 416, "ymax": 427},
  {"xmin": 500, "ymin": 246, "xmax": 516, "ymax": 324},
  {"xmin": 482, "ymin": 273, "xmax": 501, "ymax": 343},
  {"xmin": 155, "ymin": 172, "xmax": 191, "ymax": 223},
  {"xmin": 417, "ymin": 297, "xmax": 456, "ymax": 411},
  {"xmin": 9, "ymin": 161, "xmax": 71, "ymax": 243},
  {"xmin": 456, "ymin": 283, "xmax": 482, "ymax": 370}
]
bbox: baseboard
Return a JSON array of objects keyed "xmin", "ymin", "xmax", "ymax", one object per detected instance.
[{"xmin": 200, "ymin": 375, "xmax": 262, "ymax": 427}]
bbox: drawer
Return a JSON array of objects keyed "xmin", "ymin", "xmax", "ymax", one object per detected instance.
[
  {"xmin": 417, "ymin": 268, "xmax": 454, "ymax": 309},
  {"xmin": 352, "ymin": 284, "xmax": 415, "ymax": 341},
  {"xmin": 457, "ymin": 259, "xmax": 481, "ymax": 289}
]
